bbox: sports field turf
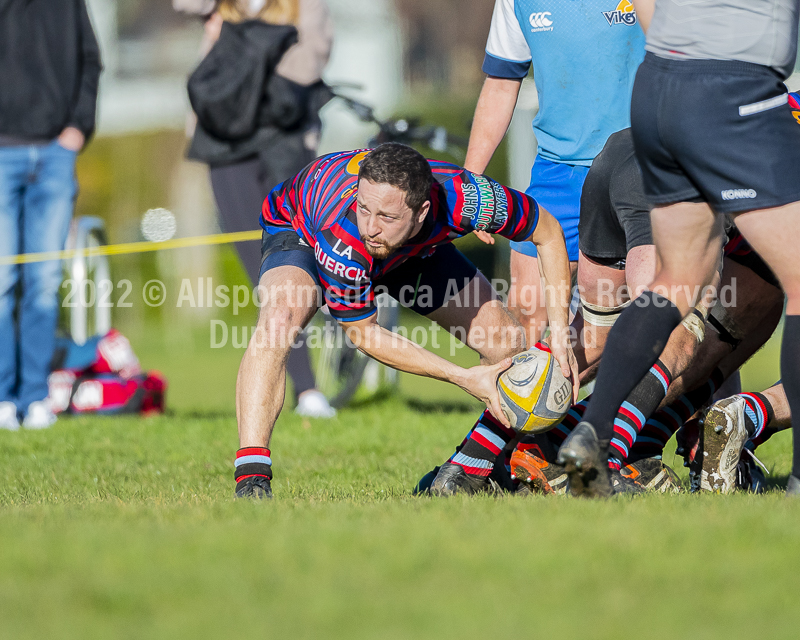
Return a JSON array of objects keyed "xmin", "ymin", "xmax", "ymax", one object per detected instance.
[{"xmin": 1, "ymin": 322, "xmax": 798, "ymax": 639}]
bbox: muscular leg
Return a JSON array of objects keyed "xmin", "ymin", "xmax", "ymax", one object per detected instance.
[
  {"xmin": 508, "ymin": 251, "xmax": 577, "ymax": 348},
  {"xmin": 574, "ymin": 252, "xmax": 628, "ymax": 379},
  {"xmin": 236, "ymin": 266, "xmax": 321, "ymax": 448},
  {"xmin": 665, "ymin": 258, "xmax": 783, "ymax": 402},
  {"xmin": 574, "ymin": 246, "xmax": 656, "ymax": 381},
  {"xmin": 629, "ymin": 244, "xmax": 785, "ymax": 463},
  {"xmin": 733, "ymin": 201, "xmax": 800, "ymax": 490},
  {"xmin": 746, "ymin": 383, "xmax": 792, "ymax": 454},
  {"xmin": 428, "ymin": 270, "xmax": 526, "ymax": 364},
  {"xmin": 560, "ymin": 202, "xmax": 724, "ymax": 495}
]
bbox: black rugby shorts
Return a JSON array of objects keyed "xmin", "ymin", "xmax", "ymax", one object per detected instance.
[
  {"xmin": 631, "ymin": 53, "xmax": 800, "ymax": 214},
  {"xmin": 259, "ymin": 228, "xmax": 478, "ymax": 316}
]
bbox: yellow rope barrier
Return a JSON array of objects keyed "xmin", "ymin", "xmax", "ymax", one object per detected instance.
[{"xmin": 0, "ymin": 230, "xmax": 262, "ymax": 266}]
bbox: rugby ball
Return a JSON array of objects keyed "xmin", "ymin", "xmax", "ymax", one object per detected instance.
[{"xmin": 497, "ymin": 344, "xmax": 572, "ymax": 433}]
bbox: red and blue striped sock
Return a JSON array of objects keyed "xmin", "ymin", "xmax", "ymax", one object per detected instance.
[
  {"xmin": 608, "ymin": 360, "xmax": 673, "ymax": 470},
  {"xmin": 234, "ymin": 447, "xmax": 272, "ymax": 492},
  {"xmin": 630, "ymin": 368, "xmax": 725, "ymax": 460},
  {"xmin": 546, "ymin": 397, "xmax": 589, "ymax": 447},
  {"xmin": 739, "ymin": 392, "xmax": 775, "ymax": 440},
  {"xmin": 449, "ymin": 410, "xmax": 516, "ymax": 479}
]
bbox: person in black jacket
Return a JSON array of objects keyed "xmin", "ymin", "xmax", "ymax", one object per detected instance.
[
  {"xmin": 0, "ymin": 0, "xmax": 102, "ymax": 430},
  {"xmin": 178, "ymin": 0, "xmax": 337, "ymax": 418}
]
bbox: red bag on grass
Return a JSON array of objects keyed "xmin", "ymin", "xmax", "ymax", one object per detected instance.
[{"xmin": 47, "ymin": 330, "xmax": 167, "ymax": 415}]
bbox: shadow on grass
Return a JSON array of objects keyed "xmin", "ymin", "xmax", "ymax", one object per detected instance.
[
  {"xmin": 342, "ymin": 388, "xmax": 397, "ymax": 410},
  {"xmin": 176, "ymin": 410, "xmax": 236, "ymax": 421},
  {"xmin": 337, "ymin": 391, "xmax": 477, "ymax": 415},
  {"xmin": 764, "ymin": 473, "xmax": 791, "ymax": 492},
  {"xmin": 405, "ymin": 398, "xmax": 478, "ymax": 415}
]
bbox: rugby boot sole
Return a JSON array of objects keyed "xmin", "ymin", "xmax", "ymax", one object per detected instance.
[
  {"xmin": 430, "ymin": 462, "xmax": 487, "ymax": 496},
  {"xmin": 689, "ymin": 397, "xmax": 749, "ymax": 493},
  {"xmin": 787, "ymin": 475, "xmax": 800, "ymax": 496},
  {"xmin": 556, "ymin": 422, "xmax": 613, "ymax": 498}
]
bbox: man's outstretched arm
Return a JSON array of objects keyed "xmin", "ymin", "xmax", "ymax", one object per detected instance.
[{"xmin": 340, "ymin": 316, "xmax": 512, "ymax": 426}]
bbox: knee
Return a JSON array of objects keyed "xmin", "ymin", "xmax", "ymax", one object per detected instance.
[
  {"xmin": 476, "ymin": 322, "xmax": 526, "ymax": 363},
  {"xmin": 253, "ymin": 305, "xmax": 300, "ymax": 350}
]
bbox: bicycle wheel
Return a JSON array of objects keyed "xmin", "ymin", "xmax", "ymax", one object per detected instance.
[
  {"xmin": 61, "ymin": 216, "xmax": 112, "ymax": 345},
  {"xmin": 308, "ymin": 293, "xmax": 400, "ymax": 408}
]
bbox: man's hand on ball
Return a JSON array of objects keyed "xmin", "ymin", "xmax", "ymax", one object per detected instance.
[
  {"xmin": 551, "ymin": 340, "xmax": 580, "ymax": 403},
  {"xmin": 459, "ymin": 357, "xmax": 512, "ymax": 427}
]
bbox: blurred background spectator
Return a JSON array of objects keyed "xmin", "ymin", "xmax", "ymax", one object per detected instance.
[
  {"xmin": 177, "ymin": 0, "xmax": 337, "ymax": 418},
  {"xmin": 0, "ymin": 0, "xmax": 102, "ymax": 430}
]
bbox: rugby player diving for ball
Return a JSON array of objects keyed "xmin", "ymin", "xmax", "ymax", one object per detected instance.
[{"xmin": 232, "ymin": 143, "xmax": 578, "ymax": 498}]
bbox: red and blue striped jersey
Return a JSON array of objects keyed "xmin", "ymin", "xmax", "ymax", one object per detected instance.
[
  {"xmin": 790, "ymin": 92, "xmax": 800, "ymax": 122},
  {"xmin": 261, "ymin": 149, "xmax": 540, "ymax": 321}
]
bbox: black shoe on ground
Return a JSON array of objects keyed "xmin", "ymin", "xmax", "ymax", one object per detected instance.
[
  {"xmin": 610, "ymin": 468, "xmax": 645, "ymax": 495},
  {"xmin": 413, "ymin": 466, "xmax": 441, "ymax": 495},
  {"xmin": 556, "ymin": 421, "xmax": 613, "ymax": 498},
  {"xmin": 430, "ymin": 462, "xmax": 488, "ymax": 496},
  {"xmin": 735, "ymin": 452, "xmax": 767, "ymax": 494},
  {"xmin": 621, "ymin": 457, "xmax": 683, "ymax": 493},
  {"xmin": 235, "ymin": 475, "xmax": 273, "ymax": 499}
]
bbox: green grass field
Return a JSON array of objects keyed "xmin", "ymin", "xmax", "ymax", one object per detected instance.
[{"xmin": 1, "ymin": 318, "xmax": 798, "ymax": 639}]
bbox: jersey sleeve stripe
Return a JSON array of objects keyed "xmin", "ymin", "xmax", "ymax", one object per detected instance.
[{"xmin": 483, "ymin": 52, "xmax": 531, "ymax": 79}]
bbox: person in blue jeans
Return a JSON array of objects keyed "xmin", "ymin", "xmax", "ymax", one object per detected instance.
[
  {"xmin": 465, "ymin": 0, "xmax": 645, "ymax": 349},
  {"xmin": 0, "ymin": 0, "xmax": 102, "ymax": 430}
]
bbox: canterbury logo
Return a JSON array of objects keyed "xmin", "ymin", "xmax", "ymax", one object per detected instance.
[{"xmin": 529, "ymin": 12, "xmax": 553, "ymax": 29}]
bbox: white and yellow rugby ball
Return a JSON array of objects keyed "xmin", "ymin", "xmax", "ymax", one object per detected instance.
[{"xmin": 497, "ymin": 344, "xmax": 572, "ymax": 433}]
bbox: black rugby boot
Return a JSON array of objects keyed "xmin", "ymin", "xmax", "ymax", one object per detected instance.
[
  {"xmin": 235, "ymin": 475, "xmax": 273, "ymax": 499},
  {"xmin": 610, "ymin": 468, "xmax": 645, "ymax": 495},
  {"xmin": 430, "ymin": 462, "xmax": 488, "ymax": 496},
  {"xmin": 413, "ymin": 466, "xmax": 441, "ymax": 496},
  {"xmin": 556, "ymin": 422, "xmax": 613, "ymax": 498}
]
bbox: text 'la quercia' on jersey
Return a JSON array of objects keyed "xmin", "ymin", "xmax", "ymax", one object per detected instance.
[{"xmin": 261, "ymin": 149, "xmax": 540, "ymax": 321}]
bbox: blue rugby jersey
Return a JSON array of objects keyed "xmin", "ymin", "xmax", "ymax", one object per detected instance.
[
  {"xmin": 483, "ymin": 0, "xmax": 645, "ymax": 166},
  {"xmin": 261, "ymin": 150, "xmax": 540, "ymax": 321}
]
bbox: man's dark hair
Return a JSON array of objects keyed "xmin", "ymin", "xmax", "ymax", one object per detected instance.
[{"xmin": 358, "ymin": 143, "xmax": 433, "ymax": 213}]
